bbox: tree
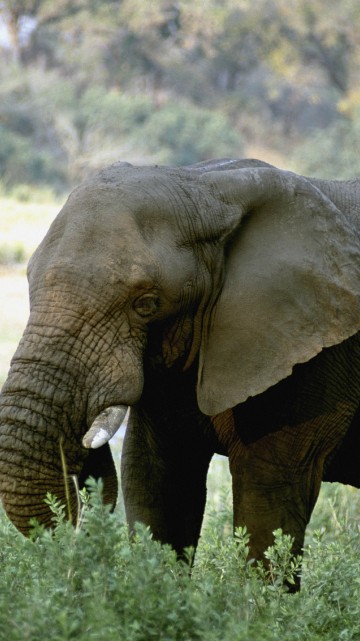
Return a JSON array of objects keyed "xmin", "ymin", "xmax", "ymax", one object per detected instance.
[{"xmin": 0, "ymin": 0, "xmax": 359, "ymax": 189}]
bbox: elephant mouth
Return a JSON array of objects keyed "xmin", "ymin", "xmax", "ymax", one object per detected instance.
[{"xmin": 82, "ymin": 405, "xmax": 130, "ymax": 449}]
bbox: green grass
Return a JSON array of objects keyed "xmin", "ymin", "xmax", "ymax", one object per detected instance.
[{"xmin": 0, "ymin": 195, "xmax": 60, "ymax": 265}]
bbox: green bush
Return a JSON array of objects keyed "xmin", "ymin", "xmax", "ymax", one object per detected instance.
[
  {"xmin": 0, "ymin": 477, "xmax": 359, "ymax": 640},
  {"xmin": 291, "ymin": 116, "xmax": 360, "ymax": 179},
  {"xmin": 0, "ymin": 124, "xmax": 67, "ymax": 190},
  {"xmin": 139, "ymin": 102, "xmax": 244, "ymax": 165},
  {"xmin": 0, "ymin": 243, "xmax": 26, "ymax": 266},
  {"xmin": 0, "ymin": 66, "xmax": 244, "ymax": 189},
  {"xmin": 77, "ymin": 89, "xmax": 154, "ymax": 138}
]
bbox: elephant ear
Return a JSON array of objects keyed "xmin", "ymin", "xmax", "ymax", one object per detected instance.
[{"xmin": 197, "ymin": 167, "xmax": 360, "ymax": 416}]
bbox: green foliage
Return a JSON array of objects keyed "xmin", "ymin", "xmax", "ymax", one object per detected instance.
[
  {"xmin": 0, "ymin": 64, "xmax": 243, "ymax": 189},
  {"xmin": 0, "ymin": 243, "xmax": 26, "ymax": 266},
  {"xmin": 291, "ymin": 115, "xmax": 360, "ymax": 179},
  {"xmin": 0, "ymin": 123, "xmax": 59, "ymax": 188},
  {"xmin": 0, "ymin": 477, "xmax": 359, "ymax": 640},
  {"xmin": 0, "ymin": 72, "xmax": 69, "ymax": 190},
  {"xmin": 77, "ymin": 89, "xmax": 153, "ymax": 138},
  {"xmin": 0, "ymin": 0, "xmax": 360, "ymax": 189},
  {"xmin": 139, "ymin": 102, "xmax": 244, "ymax": 165}
]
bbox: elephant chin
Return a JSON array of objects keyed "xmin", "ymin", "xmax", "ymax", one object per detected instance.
[{"xmin": 82, "ymin": 405, "xmax": 129, "ymax": 449}]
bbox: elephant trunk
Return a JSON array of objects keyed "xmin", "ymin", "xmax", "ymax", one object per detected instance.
[
  {"xmin": 0, "ymin": 289, "xmax": 143, "ymax": 534},
  {"xmin": 0, "ymin": 364, "xmax": 85, "ymax": 533},
  {"xmin": 0, "ymin": 343, "xmax": 121, "ymax": 534}
]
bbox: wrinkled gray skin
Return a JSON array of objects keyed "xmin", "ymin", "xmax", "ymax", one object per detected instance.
[{"xmin": 1, "ymin": 158, "xmax": 360, "ymax": 587}]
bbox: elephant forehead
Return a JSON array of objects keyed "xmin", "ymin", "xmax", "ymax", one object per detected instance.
[
  {"xmin": 30, "ymin": 218, "xmax": 160, "ymax": 299},
  {"xmin": 30, "ymin": 173, "xmax": 199, "ymax": 296},
  {"xmin": 70, "ymin": 173, "xmax": 182, "ymax": 211},
  {"xmin": 43, "ymin": 190, "xmax": 155, "ymax": 259},
  {"xmin": 60, "ymin": 180, "xmax": 189, "ymax": 245}
]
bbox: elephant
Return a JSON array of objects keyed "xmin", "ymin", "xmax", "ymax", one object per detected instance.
[{"xmin": 1, "ymin": 157, "xmax": 360, "ymax": 585}]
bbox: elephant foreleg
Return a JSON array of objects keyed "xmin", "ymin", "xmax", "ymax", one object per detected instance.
[
  {"xmin": 121, "ymin": 409, "xmax": 214, "ymax": 558},
  {"xmin": 228, "ymin": 423, "xmax": 328, "ymax": 589},
  {"xmin": 231, "ymin": 462, "xmax": 316, "ymax": 561}
]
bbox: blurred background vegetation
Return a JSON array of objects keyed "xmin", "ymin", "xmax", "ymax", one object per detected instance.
[{"xmin": 0, "ymin": 0, "xmax": 359, "ymax": 198}]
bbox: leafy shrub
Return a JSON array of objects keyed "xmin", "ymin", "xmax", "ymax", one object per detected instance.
[
  {"xmin": 138, "ymin": 102, "xmax": 244, "ymax": 165},
  {"xmin": 0, "ymin": 243, "xmax": 26, "ymax": 266},
  {"xmin": 0, "ymin": 477, "xmax": 359, "ymax": 641},
  {"xmin": 291, "ymin": 116, "xmax": 360, "ymax": 179},
  {"xmin": 77, "ymin": 89, "xmax": 154, "ymax": 138},
  {"xmin": 0, "ymin": 123, "xmax": 67, "ymax": 190},
  {"xmin": 0, "ymin": 63, "xmax": 244, "ymax": 189}
]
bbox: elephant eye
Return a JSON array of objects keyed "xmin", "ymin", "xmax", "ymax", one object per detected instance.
[{"xmin": 133, "ymin": 294, "xmax": 160, "ymax": 318}]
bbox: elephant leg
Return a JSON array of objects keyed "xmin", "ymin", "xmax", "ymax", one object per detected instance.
[
  {"xmin": 230, "ymin": 455, "xmax": 319, "ymax": 561},
  {"xmin": 121, "ymin": 409, "xmax": 214, "ymax": 558},
  {"xmin": 231, "ymin": 465, "xmax": 313, "ymax": 592},
  {"xmin": 220, "ymin": 409, "xmax": 337, "ymax": 588},
  {"xmin": 214, "ymin": 352, "xmax": 359, "ymax": 590}
]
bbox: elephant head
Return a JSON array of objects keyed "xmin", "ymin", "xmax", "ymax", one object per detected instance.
[{"xmin": 1, "ymin": 158, "xmax": 360, "ymax": 535}]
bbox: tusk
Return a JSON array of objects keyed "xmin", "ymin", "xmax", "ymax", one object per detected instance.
[{"xmin": 82, "ymin": 405, "xmax": 129, "ymax": 449}]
